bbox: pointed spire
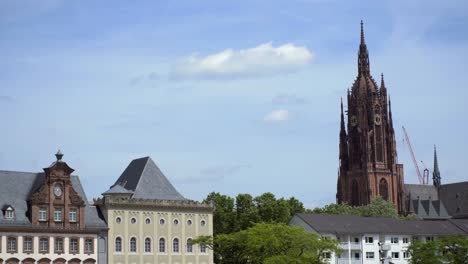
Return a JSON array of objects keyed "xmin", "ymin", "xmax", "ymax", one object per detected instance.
[
  {"xmin": 340, "ymin": 97, "xmax": 346, "ymax": 133},
  {"xmin": 433, "ymin": 145, "xmax": 441, "ymax": 187},
  {"xmin": 360, "ymin": 20, "xmax": 365, "ymax": 45},
  {"xmin": 381, "ymin": 73, "xmax": 385, "ymax": 88},
  {"xmin": 358, "ymin": 20, "xmax": 370, "ymax": 76}
]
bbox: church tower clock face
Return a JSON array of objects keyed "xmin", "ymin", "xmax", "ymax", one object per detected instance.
[
  {"xmin": 374, "ymin": 114, "xmax": 382, "ymax": 125},
  {"xmin": 54, "ymin": 183, "xmax": 62, "ymax": 197}
]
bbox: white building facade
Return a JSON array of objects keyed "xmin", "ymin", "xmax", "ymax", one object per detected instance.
[{"xmin": 289, "ymin": 213, "xmax": 467, "ymax": 264}]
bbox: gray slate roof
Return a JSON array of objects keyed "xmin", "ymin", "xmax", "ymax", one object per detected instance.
[
  {"xmin": 292, "ymin": 213, "xmax": 466, "ymax": 235},
  {"xmin": 108, "ymin": 156, "xmax": 185, "ymax": 201},
  {"xmin": 102, "ymin": 184, "xmax": 134, "ymax": 195},
  {"xmin": 404, "ymin": 184, "xmax": 439, "ymax": 200},
  {"xmin": 0, "ymin": 170, "xmax": 106, "ymax": 229},
  {"xmin": 439, "ymin": 181, "xmax": 468, "ymax": 218}
]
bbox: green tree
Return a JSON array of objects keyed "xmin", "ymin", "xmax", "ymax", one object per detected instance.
[
  {"xmin": 407, "ymin": 239, "xmax": 442, "ymax": 264},
  {"xmin": 287, "ymin": 196, "xmax": 305, "ymax": 217},
  {"xmin": 194, "ymin": 223, "xmax": 340, "ymax": 264},
  {"xmin": 235, "ymin": 193, "xmax": 260, "ymax": 231},
  {"xmin": 437, "ymin": 235, "xmax": 468, "ymax": 264},
  {"xmin": 204, "ymin": 192, "xmax": 236, "ymax": 235},
  {"xmin": 310, "ymin": 197, "xmax": 398, "ymax": 218},
  {"xmin": 254, "ymin": 192, "xmax": 291, "ymax": 223}
]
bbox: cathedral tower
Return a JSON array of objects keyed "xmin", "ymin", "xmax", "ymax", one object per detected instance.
[{"xmin": 336, "ymin": 21, "xmax": 404, "ymax": 213}]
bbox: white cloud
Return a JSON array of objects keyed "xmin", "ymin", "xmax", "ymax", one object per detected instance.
[
  {"xmin": 171, "ymin": 42, "xmax": 314, "ymax": 79},
  {"xmin": 263, "ymin": 109, "xmax": 290, "ymax": 123}
]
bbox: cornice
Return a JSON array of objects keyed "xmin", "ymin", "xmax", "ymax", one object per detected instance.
[{"xmin": 95, "ymin": 197, "xmax": 214, "ymax": 212}]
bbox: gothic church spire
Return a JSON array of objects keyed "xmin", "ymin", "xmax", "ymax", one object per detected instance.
[
  {"xmin": 358, "ymin": 20, "xmax": 370, "ymax": 76},
  {"xmin": 433, "ymin": 145, "xmax": 441, "ymax": 187}
]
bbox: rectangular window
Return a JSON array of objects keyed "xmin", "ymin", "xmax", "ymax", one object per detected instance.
[
  {"xmin": 200, "ymin": 245, "xmax": 207, "ymax": 253},
  {"xmin": 366, "ymin": 252, "xmax": 375, "ymax": 259},
  {"xmin": 7, "ymin": 237, "xmax": 17, "ymax": 253},
  {"xmin": 55, "ymin": 237, "xmax": 64, "ymax": 253},
  {"xmin": 54, "ymin": 208, "xmax": 62, "ymax": 222},
  {"xmin": 403, "ymin": 237, "xmax": 409, "ymax": 244},
  {"xmin": 39, "ymin": 238, "xmax": 49, "ymax": 253},
  {"xmin": 391, "ymin": 237, "xmax": 399, "ymax": 244},
  {"xmin": 6, "ymin": 210, "xmax": 14, "ymax": 219},
  {"xmin": 23, "ymin": 237, "xmax": 33, "ymax": 253},
  {"xmin": 353, "ymin": 237, "xmax": 360, "ymax": 243},
  {"xmin": 392, "ymin": 252, "xmax": 400, "ymax": 259},
  {"xmin": 403, "ymin": 251, "xmax": 410, "ymax": 259},
  {"xmin": 69, "ymin": 208, "xmax": 77, "ymax": 222},
  {"xmin": 365, "ymin": 236, "xmax": 374, "ymax": 243},
  {"xmin": 85, "ymin": 238, "xmax": 93, "ymax": 254},
  {"xmin": 426, "ymin": 236, "xmax": 434, "ymax": 242},
  {"xmin": 70, "ymin": 238, "xmax": 79, "ymax": 253},
  {"xmin": 39, "ymin": 208, "xmax": 47, "ymax": 221},
  {"xmin": 322, "ymin": 252, "xmax": 331, "ymax": 259},
  {"xmin": 354, "ymin": 252, "xmax": 360, "ymax": 259}
]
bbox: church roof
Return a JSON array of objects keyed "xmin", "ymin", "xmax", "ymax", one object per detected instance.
[
  {"xmin": 439, "ymin": 181, "xmax": 468, "ymax": 218},
  {"xmin": 112, "ymin": 156, "xmax": 185, "ymax": 201},
  {"xmin": 0, "ymin": 170, "xmax": 106, "ymax": 229}
]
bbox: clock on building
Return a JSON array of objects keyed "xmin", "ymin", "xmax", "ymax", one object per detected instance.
[{"xmin": 54, "ymin": 183, "xmax": 62, "ymax": 197}]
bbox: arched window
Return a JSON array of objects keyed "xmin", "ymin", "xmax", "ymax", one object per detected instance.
[
  {"xmin": 130, "ymin": 237, "xmax": 137, "ymax": 252},
  {"xmin": 144, "ymin": 238, "xmax": 151, "ymax": 253},
  {"xmin": 379, "ymin": 178, "xmax": 389, "ymax": 201},
  {"xmin": 351, "ymin": 180, "xmax": 359, "ymax": 206},
  {"xmin": 173, "ymin": 238, "xmax": 179, "ymax": 253},
  {"xmin": 115, "ymin": 237, "xmax": 122, "ymax": 252},
  {"xmin": 186, "ymin": 239, "xmax": 193, "ymax": 253},
  {"xmin": 159, "ymin": 238, "xmax": 165, "ymax": 253}
]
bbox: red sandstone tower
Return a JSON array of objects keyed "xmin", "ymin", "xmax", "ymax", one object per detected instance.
[{"xmin": 336, "ymin": 21, "xmax": 404, "ymax": 213}]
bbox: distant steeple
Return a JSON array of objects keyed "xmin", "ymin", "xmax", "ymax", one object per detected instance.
[
  {"xmin": 433, "ymin": 145, "xmax": 441, "ymax": 187},
  {"xmin": 358, "ymin": 20, "xmax": 370, "ymax": 76}
]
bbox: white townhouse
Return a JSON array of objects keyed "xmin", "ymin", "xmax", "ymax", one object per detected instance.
[{"xmin": 289, "ymin": 213, "xmax": 468, "ymax": 264}]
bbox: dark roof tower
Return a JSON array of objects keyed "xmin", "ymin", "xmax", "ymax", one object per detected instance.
[{"xmin": 433, "ymin": 146, "xmax": 441, "ymax": 187}]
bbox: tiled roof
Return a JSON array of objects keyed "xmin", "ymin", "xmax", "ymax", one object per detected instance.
[
  {"xmin": 439, "ymin": 181, "xmax": 468, "ymax": 218},
  {"xmin": 0, "ymin": 170, "xmax": 106, "ymax": 229},
  {"xmin": 292, "ymin": 213, "xmax": 466, "ymax": 235},
  {"xmin": 112, "ymin": 157, "xmax": 185, "ymax": 201}
]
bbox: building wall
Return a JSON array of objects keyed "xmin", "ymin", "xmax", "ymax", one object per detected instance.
[
  {"xmin": 0, "ymin": 232, "xmax": 98, "ymax": 263},
  {"xmin": 106, "ymin": 207, "xmax": 213, "ymax": 264},
  {"xmin": 320, "ymin": 233, "xmax": 419, "ymax": 264}
]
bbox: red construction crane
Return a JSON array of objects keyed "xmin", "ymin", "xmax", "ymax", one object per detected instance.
[{"xmin": 402, "ymin": 126, "xmax": 426, "ymax": 184}]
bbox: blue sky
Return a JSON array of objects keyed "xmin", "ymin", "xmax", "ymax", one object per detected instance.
[{"xmin": 1, "ymin": 0, "xmax": 467, "ymax": 208}]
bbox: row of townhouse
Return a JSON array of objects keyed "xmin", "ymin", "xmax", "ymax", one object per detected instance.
[
  {"xmin": 0, "ymin": 152, "xmax": 214, "ymax": 264},
  {"xmin": 290, "ymin": 213, "xmax": 468, "ymax": 264}
]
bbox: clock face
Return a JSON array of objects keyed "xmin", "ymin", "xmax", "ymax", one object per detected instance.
[
  {"xmin": 54, "ymin": 184, "xmax": 62, "ymax": 197},
  {"xmin": 350, "ymin": 115, "xmax": 358, "ymax": 127},
  {"xmin": 374, "ymin": 114, "xmax": 382, "ymax": 125}
]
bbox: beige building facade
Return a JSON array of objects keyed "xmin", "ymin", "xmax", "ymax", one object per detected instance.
[{"xmin": 96, "ymin": 157, "xmax": 214, "ymax": 264}]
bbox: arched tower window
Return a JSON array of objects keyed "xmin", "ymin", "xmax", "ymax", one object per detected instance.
[
  {"xmin": 379, "ymin": 178, "xmax": 389, "ymax": 201},
  {"xmin": 351, "ymin": 180, "xmax": 359, "ymax": 206},
  {"xmin": 374, "ymin": 105, "xmax": 384, "ymax": 162}
]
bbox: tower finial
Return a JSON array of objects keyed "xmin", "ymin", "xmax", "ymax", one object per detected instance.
[
  {"xmin": 357, "ymin": 20, "xmax": 370, "ymax": 76},
  {"xmin": 55, "ymin": 149, "xmax": 63, "ymax": 161},
  {"xmin": 361, "ymin": 20, "xmax": 365, "ymax": 45}
]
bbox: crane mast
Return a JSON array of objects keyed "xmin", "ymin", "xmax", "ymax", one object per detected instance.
[{"xmin": 402, "ymin": 126, "xmax": 426, "ymax": 184}]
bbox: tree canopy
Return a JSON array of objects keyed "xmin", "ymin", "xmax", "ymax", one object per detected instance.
[
  {"xmin": 193, "ymin": 223, "xmax": 340, "ymax": 264},
  {"xmin": 408, "ymin": 236, "xmax": 468, "ymax": 264}
]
